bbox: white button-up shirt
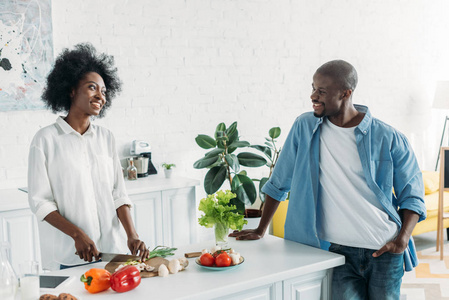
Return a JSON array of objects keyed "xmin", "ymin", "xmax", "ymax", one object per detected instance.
[{"xmin": 28, "ymin": 117, "xmax": 132, "ymax": 270}]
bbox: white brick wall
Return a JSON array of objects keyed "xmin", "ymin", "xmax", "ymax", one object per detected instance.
[{"xmin": 1, "ymin": 0, "xmax": 449, "ymax": 191}]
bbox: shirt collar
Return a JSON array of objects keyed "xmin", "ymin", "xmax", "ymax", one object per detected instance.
[
  {"xmin": 354, "ymin": 104, "xmax": 372, "ymax": 135},
  {"xmin": 314, "ymin": 104, "xmax": 372, "ymax": 135},
  {"xmin": 56, "ymin": 116, "xmax": 95, "ymax": 136}
]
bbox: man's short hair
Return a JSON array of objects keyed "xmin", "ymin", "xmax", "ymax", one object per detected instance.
[{"xmin": 316, "ymin": 60, "xmax": 358, "ymax": 91}]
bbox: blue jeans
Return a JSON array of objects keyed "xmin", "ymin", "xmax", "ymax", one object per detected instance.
[{"xmin": 329, "ymin": 243, "xmax": 404, "ymax": 300}]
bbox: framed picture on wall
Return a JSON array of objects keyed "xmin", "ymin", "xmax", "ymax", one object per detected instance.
[{"xmin": 0, "ymin": 0, "xmax": 54, "ymax": 111}]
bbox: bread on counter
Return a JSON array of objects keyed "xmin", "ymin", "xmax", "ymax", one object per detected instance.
[{"xmin": 39, "ymin": 293, "xmax": 78, "ymax": 300}]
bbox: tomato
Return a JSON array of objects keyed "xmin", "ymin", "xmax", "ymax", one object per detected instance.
[
  {"xmin": 215, "ymin": 252, "xmax": 231, "ymax": 267},
  {"xmin": 212, "ymin": 250, "xmax": 226, "ymax": 258},
  {"xmin": 200, "ymin": 253, "xmax": 215, "ymax": 267}
]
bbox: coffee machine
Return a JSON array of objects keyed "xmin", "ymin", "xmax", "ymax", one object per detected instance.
[{"xmin": 130, "ymin": 140, "xmax": 157, "ymax": 177}]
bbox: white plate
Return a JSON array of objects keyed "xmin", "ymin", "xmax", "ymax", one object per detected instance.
[{"xmin": 195, "ymin": 256, "xmax": 244, "ymax": 271}]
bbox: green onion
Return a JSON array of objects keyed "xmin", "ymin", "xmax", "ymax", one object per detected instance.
[{"xmin": 147, "ymin": 245, "xmax": 177, "ymax": 260}]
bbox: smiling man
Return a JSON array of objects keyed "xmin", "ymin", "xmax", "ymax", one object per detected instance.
[{"xmin": 230, "ymin": 60, "xmax": 426, "ymax": 299}]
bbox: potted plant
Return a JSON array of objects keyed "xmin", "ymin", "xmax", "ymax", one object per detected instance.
[
  {"xmin": 198, "ymin": 190, "xmax": 247, "ymax": 247},
  {"xmin": 162, "ymin": 163, "xmax": 176, "ymax": 178},
  {"xmin": 193, "ymin": 122, "xmax": 267, "ymax": 214}
]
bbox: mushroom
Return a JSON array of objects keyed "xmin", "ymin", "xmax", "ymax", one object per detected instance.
[
  {"xmin": 178, "ymin": 257, "xmax": 189, "ymax": 270},
  {"xmin": 158, "ymin": 264, "xmax": 169, "ymax": 277},
  {"xmin": 230, "ymin": 253, "xmax": 241, "ymax": 265},
  {"xmin": 168, "ymin": 259, "xmax": 182, "ymax": 274}
]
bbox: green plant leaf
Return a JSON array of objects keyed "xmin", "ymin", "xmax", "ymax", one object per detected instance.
[
  {"xmin": 193, "ymin": 156, "xmax": 220, "ymax": 169},
  {"xmin": 215, "ymin": 123, "xmax": 226, "ymax": 139},
  {"xmin": 228, "ymin": 132, "xmax": 239, "ymax": 146},
  {"xmin": 269, "ymin": 127, "xmax": 281, "ymax": 139},
  {"xmin": 229, "ymin": 141, "xmax": 250, "ymax": 148},
  {"xmin": 217, "ymin": 140, "xmax": 226, "ymax": 149},
  {"xmin": 195, "ymin": 135, "xmax": 217, "ymax": 149},
  {"xmin": 238, "ymin": 170, "xmax": 247, "ymax": 176},
  {"xmin": 231, "ymin": 174, "xmax": 257, "ymax": 206},
  {"xmin": 225, "ymin": 121, "xmax": 237, "ymax": 136},
  {"xmin": 229, "ymin": 197, "xmax": 245, "ymax": 215},
  {"xmin": 259, "ymin": 177, "xmax": 269, "ymax": 203},
  {"xmin": 250, "ymin": 145, "xmax": 272, "ymax": 159},
  {"xmin": 215, "ymin": 131, "xmax": 228, "ymax": 142},
  {"xmin": 225, "ymin": 154, "xmax": 240, "ymax": 172},
  {"xmin": 205, "ymin": 148, "xmax": 224, "ymax": 158},
  {"xmin": 264, "ymin": 142, "xmax": 274, "ymax": 149},
  {"xmin": 204, "ymin": 166, "xmax": 227, "ymax": 194},
  {"xmin": 237, "ymin": 152, "xmax": 267, "ymax": 167},
  {"xmin": 225, "ymin": 122, "xmax": 238, "ymax": 145}
]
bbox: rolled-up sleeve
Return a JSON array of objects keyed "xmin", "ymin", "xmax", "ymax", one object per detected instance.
[
  {"xmin": 28, "ymin": 144, "xmax": 58, "ymax": 221},
  {"xmin": 262, "ymin": 118, "xmax": 300, "ymax": 201},
  {"xmin": 111, "ymin": 135, "xmax": 133, "ymax": 210},
  {"xmin": 392, "ymin": 132, "xmax": 427, "ymax": 222}
]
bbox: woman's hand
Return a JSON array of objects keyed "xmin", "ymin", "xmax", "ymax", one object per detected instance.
[
  {"xmin": 43, "ymin": 211, "xmax": 100, "ymax": 262},
  {"xmin": 117, "ymin": 205, "xmax": 150, "ymax": 261},
  {"xmin": 73, "ymin": 231, "xmax": 100, "ymax": 262},
  {"xmin": 128, "ymin": 237, "xmax": 149, "ymax": 261}
]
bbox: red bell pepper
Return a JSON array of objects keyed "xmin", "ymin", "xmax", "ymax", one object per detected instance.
[{"xmin": 110, "ymin": 265, "xmax": 141, "ymax": 293}]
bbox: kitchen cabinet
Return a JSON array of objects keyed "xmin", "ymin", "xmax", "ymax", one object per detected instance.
[
  {"xmin": 0, "ymin": 175, "xmax": 199, "ymax": 272},
  {"xmin": 126, "ymin": 175, "xmax": 199, "ymax": 247},
  {"xmin": 39, "ymin": 235, "xmax": 345, "ymax": 299},
  {"xmin": 0, "ymin": 189, "xmax": 41, "ymax": 272}
]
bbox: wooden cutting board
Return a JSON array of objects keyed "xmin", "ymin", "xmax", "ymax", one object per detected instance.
[{"xmin": 105, "ymin": 256, "xmax": 169, "ymax": 278}]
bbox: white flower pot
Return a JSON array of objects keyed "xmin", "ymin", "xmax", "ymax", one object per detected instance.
[{"xmin": 164, "ymin": 168, "xmax": 173, "ymax": 178}]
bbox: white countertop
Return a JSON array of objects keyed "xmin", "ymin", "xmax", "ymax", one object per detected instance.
[
  {"xmin": 0, "ymin": 175, "xmax": 200, "ymax": 212},
  {"xmin": 124, "ymin": 174, "xmax": 200, "ymax": 195},
  {"xmin": 38, "ymin": 235, "xmax": 344, "ymax": 300},
  {"xmin": 0, "ymin": 188, "xmax": 29, "ymax": 212}
]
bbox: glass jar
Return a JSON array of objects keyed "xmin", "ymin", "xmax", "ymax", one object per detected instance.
[{"xmin": 0, "ymin": 242, "xmax": 18, "ymax": 300}]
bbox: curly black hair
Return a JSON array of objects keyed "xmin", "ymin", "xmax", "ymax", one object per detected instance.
[{"xmin": 42, "ymin": 43, "xmax": 122, "ymax": 118}]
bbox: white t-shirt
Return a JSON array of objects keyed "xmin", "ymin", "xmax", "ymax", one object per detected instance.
[
  {"xmin": 28, "ymin": 117, "xmax": 132, "ymax": 270},
  {"xmin": 318, "ymin": 118, "xmax": 398, "ymax": 250}
]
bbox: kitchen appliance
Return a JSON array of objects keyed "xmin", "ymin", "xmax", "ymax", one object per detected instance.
[{"xmin": 130, "ymin": 140, "xmax": 157, "ymax": 177}]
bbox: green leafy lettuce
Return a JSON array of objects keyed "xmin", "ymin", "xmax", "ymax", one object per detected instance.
[{"xmin": 198, "ymin": 190, "xmax": 247, "ymax": 231}]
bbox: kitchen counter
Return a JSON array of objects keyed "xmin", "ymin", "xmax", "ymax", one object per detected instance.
[
  {"xmin": 37, "ymin": 235, "xmax": 344, "ymax": 300},
  {"xmin": 0, "ymin": 188, "xmax": 29, "ymax": 211},
  {"xmin": 0, "ymin": 175, "xmax": 199, "ymax": 211},
  {"xmin": 124, "ymin": 174, "xmax": 200, "ymax": 195}
]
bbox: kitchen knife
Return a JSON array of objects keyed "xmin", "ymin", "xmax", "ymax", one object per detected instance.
[
  {"xmin": 99, "ymin": 253, "xmax": 142, "ymax": 263},
  {"xmin": 75, "ymin": 252, "xmax": 142, "ymax": 262}
]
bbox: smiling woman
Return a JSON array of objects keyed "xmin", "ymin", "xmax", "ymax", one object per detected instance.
[
  {"xmin": 42, "ymin": 43, "xmax": 121, "ymax": 119},
  {"xmin": 27, "ymin": 43, "xmax": 150, "ymax": 271}
]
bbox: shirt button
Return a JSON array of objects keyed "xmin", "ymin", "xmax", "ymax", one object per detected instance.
[{"xmin": 363, "ymin": 130, "xmax": 367, "ymax": 134}]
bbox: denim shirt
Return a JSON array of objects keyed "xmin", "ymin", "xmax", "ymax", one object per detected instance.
[{"xmin": 262, "ymin": 104, "xmax": 426, "ymax": 271}]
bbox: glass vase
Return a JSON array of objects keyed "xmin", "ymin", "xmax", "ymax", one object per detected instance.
[
  {"xmin": 0, "ymin": 242, "xmax": 18, "ymax": 300},
  {"xmin": 214, "ymin": 222, "xmax": 229, "ymax": 248}
]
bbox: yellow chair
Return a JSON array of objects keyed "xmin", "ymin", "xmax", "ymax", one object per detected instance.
[{"xmin": 272, "ymin": 199, "xmax": 289, "ymax": 238}]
